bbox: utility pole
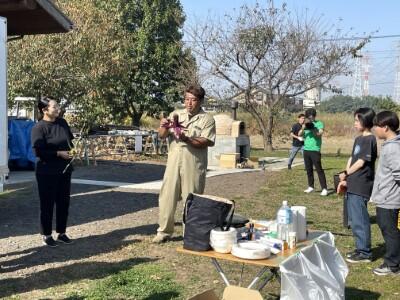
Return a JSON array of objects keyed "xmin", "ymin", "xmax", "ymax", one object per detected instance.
[{"xmin": 393, "ymin": 43, "xmax": 400, "ymax": 104}]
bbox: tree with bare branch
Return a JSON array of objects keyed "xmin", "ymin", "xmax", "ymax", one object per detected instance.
[{"xmin": 186, "ymin": 1, "xmax": 367, "ymax": 151}]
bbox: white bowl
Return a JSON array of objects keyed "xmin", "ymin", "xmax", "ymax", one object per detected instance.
[
  {"xmin": 231, "ymin": 241, "xmax": 271, "ymax": 259},
  {"xmin": 210, "ymin": 227, "xmax": 237, "ymax": 253}
]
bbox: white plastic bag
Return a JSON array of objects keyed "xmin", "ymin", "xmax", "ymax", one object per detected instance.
[{"xmin": 280, "ymin": 232, "xmax": 348, "ymax": 300}]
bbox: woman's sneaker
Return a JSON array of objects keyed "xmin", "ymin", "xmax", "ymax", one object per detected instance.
[
  {"xmin": 373, "ymin": 263, "xmax": 400, "ymax": 276},
  {"xmin": 304, "ymin": 187, "xmax": 314, "ymax": 193},
  {"xmin": 42, "ymin": 236, "xmax": 58, "ymax": 248},
  {"xmin": 57, "ymin": 233, "xmax": 73, "ymax": 244},
  {"xmin": 320, "ymin": 189, "xmax": 328, "ymax": 196}
]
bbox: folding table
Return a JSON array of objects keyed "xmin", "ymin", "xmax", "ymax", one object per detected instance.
[{"xmin": 177, "ymin": 231, "xmax": 324, "ymax": 291}]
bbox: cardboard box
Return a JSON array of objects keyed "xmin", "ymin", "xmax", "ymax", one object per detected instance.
[
  {"xmin": 188, "ymin": 286, "xmax": 263, "ymax": 300},
  {"xmin": 219, "ymin": 153, "xmax": 239, "ymax": 169},
  {"xmin": 187, "ymin": 289, "xmax": 219, "ymax": 300}
]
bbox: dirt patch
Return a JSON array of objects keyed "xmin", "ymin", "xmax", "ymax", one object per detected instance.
[{"xmin": 205, "ymin": 172, "xmax": 267, "ymax": 199}]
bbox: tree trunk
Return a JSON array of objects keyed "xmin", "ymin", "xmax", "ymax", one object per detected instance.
[
  {"xmin": 131, "ymin": 111, "xmax": 143, "ymax": 128},
  {"xmin": 262, "ymin": 111, "xmax": 274, "ymax": 152}
]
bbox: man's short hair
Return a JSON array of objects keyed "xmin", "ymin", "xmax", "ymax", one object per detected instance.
[
  {"xmin": 298, "ymin": 113, "xmax": 305, "ymax": 118},
  {"xmin": 185, "ymin": 84, "xmax": 205, "ymax": 101},
  {"xmin": 354, "ymin": 107, "xmax": 375, "ymax": 129},
  {"xmin": 374, "ymin": 110, "xmax": 400, "ymax": 132},
  {"xmin": 305, "ymin": 108, "xmax": 317, "ymax": 118}
]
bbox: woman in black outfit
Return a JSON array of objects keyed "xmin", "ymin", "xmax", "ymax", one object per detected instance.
[{"xmin": 31, "ymin": 97, "xmax": 74, "ymax": 247}]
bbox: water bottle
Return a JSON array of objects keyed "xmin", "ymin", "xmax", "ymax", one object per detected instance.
[{"xmin": 277, "ymin": 200, "xmax": 293, "ymax": 241}]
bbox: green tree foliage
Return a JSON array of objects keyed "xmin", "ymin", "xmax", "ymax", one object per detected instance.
[
  {"xmin": 319, "ymin": 95, "xmax": 400, "ymax": 113},
  {"xmin": 7, "ymin": 0, "xmax": 190, "ymax": 130},
  {"xmin": 8, "ymin": 0, "xmax": 124, "ymax": 132},
  {"xmin": 99, "ymin": 0, "xmax": 189, "ymax": 127}
]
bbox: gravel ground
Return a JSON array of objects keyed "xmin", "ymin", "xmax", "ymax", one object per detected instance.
[{"xmin": 0, "ymin": 161, "xmax": 268, "ymax": 299}]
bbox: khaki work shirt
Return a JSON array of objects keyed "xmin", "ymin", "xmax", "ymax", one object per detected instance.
[{"xmin": 167, "ymin": 109, "xmax": 216, "ymax": 170}]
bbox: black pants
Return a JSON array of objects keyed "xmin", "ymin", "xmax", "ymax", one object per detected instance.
[
  {"xmin": 376, "ymin": 207, "xmax": 400, "ymax": 267},
  {"xmin": 303, "ymin": 150, "xmax": 327, "ymax": 189},
  {"xmin": 36, "ymin": 172, "xmax": 72, "ymax": 236}
]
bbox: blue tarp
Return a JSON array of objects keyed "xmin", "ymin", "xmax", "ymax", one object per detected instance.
[{"xmin": 8, "ymin": 119, "xmax": 36, "ymax": 169}]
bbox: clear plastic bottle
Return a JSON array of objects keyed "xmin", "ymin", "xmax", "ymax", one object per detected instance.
[{"xmin": 276, "ymin": 200, "xmax": 293, "ymax": 241}]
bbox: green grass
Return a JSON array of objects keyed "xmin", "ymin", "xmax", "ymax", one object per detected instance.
[
  {"xmin": 66, "ymin": 263, "xmax": 183, "ymax": 300},
  {"xmin": 232, "ymin": 155, "xmax": 400, "ymax": 299},
  {"xmin": 250, "ymin": 148, "xmax": 289, "ymax": 158}
]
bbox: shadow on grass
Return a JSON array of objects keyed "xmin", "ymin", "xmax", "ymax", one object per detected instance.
[
  {"xmin": 0, "ymin": 257, "xmax": 156, "ymax": 298},
  {"xmin": 73, "ymin": 161, "xmax": 166, "ymax": 183},
  {"xmin": 143, "ymin": 291, "xmax": 181, "ymax": 300},
  {"xmin": 65, "ymin": 291, "xmax": 182, "ymax": 300},
  {"xmin": 371, "ymin": 243, "xmax": 386, "ymax": 261},
  {"xmin": 0, "ymin": 185, "xmax": 159, "ymax": 239},
  {"xmin": 1, "ymin": 224, "xmax": 157, "ymax": 273},
  {"xmin": 369, "ymin": 215, "xmax": 377, "ymax": 224},
  {"xmin": 345, "ymin": 287, "xmax": 381, "ymax": 299}
]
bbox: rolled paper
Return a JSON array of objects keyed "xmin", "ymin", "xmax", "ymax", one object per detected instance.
[{"xmin": 291, "ymin": 206, "xmax": 307, "ymax": 241}]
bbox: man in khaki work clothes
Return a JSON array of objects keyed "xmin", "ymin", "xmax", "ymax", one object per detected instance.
[{"xmin": 152, "ymin": 85, "xmax": 216, "ymax": 243}]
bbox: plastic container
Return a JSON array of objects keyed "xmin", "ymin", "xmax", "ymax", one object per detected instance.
[
  {"xmin": 276, "ymin": 201, "xmax": 293, "ymax": 241},
  {"xmin": 210, "ymin": 227, "xmax": 237, "ymax": 253},
  {"xmin": 288, "ymin": 231, "xmax": 297, "ymax": 249}
]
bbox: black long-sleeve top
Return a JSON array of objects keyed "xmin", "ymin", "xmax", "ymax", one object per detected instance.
[{"xmin": 31, "ymin": 118, "xmax": 74, "ymax": 174}]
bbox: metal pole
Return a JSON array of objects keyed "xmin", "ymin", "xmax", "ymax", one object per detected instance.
[
  {"xmin": 231, "ymin": 100, "xmax": 238, "ymax": 120},
  {"xmin": 247, "ymin": 266, "xmax": 269, "ymax": 289},
  {"xmin": 0, "ymin": 18, "xmax": 8, "ymax": 193},
  {"xmin": 211, "ymin": 258, "xmax": 230, "ymax": 286}
]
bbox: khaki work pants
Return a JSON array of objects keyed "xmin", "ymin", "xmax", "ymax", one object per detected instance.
[{"xmin": 157, "ymin": 146, "xmax": 206, "ymax": 236}]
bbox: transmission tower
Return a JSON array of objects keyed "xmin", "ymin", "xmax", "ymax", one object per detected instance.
[
  {"xmin": 393, "ymin": 44, "xmax": 400, "ymax": 103},
  {"xmin": 362, "ymin": 55, "xmax": 370, "ymax": 97},
  {"xmin": 351, "ymin": 54, "xmax": 370, "ymax": 98},
  {"xmin": 351, "ymin": 57, "xmax": 363, "ymax": 97}
]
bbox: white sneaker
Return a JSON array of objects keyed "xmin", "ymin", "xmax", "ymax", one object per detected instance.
[
  {"xmin": 304, "ymin": 187, "xmax": 314, "ymax": 193},
  {"xmin": 320, "ymin": 189, "xmax": 328, "ymax": 196}
]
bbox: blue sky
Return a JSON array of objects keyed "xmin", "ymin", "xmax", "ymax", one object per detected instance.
[{"xmin": 181, "ymin": 0, "xmax": 400, "ymax": 97}]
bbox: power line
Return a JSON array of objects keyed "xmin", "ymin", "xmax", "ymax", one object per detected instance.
[
  {"xmin": 365, "ymin": 49, "xmax": 397, "ymax": 53},
  {"xmin": 322, "ymin": 34, "xmax": 400, "ymax": 42},
  {"xmin": 183, "ymin": 33, "xmax": 400, "ymax": 44},
  {"xmin": 393, "ymin": 43, "xmax": 400, "ymax": 103},
  {"xmin": 369, "ymin": 81, "xmax": 395, "ymax": 85}
]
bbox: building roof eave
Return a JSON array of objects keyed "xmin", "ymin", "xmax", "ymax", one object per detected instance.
[{"xmin": 0, "ymin": 0, "xmax": 74, "ymax": 36}]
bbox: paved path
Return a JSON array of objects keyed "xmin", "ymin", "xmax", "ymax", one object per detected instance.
[{"xmin": 5, "ymin": 157, "xmax": 303, "ymax": 191}]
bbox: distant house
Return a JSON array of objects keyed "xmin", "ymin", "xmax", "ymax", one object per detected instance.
[
  {"xmin": 232, "ymin": 89, "xmax": 303, "ymax": 112},
  {"xmin": 203, "ymin": 89, "xmax": 308, "ymax": 112},
  {"xmin": 302, "ymin": 86, "xmax": 322, "ymax": 109}
]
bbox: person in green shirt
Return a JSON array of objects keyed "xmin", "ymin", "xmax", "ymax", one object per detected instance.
[{"xmin": 298, "ymin": 108, "xmax": 328, "ymax": 196}]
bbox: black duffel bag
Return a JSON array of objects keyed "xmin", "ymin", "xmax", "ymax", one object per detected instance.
[
  {"xmin": 183, "ymin": 193, "xmax": 235, "ymax": 251},
  {"xmin": 224, "ymin": 213, "xmax": 249, "ymax": 228}
]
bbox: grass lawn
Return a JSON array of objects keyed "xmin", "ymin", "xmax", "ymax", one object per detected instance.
[
  {"xmin": 66, "ymin": 263, "xmax": 182, "ymax": 300},
  {"xmin": 240, "ymin": 154, "xmax": 399, "ymax": 299}
]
